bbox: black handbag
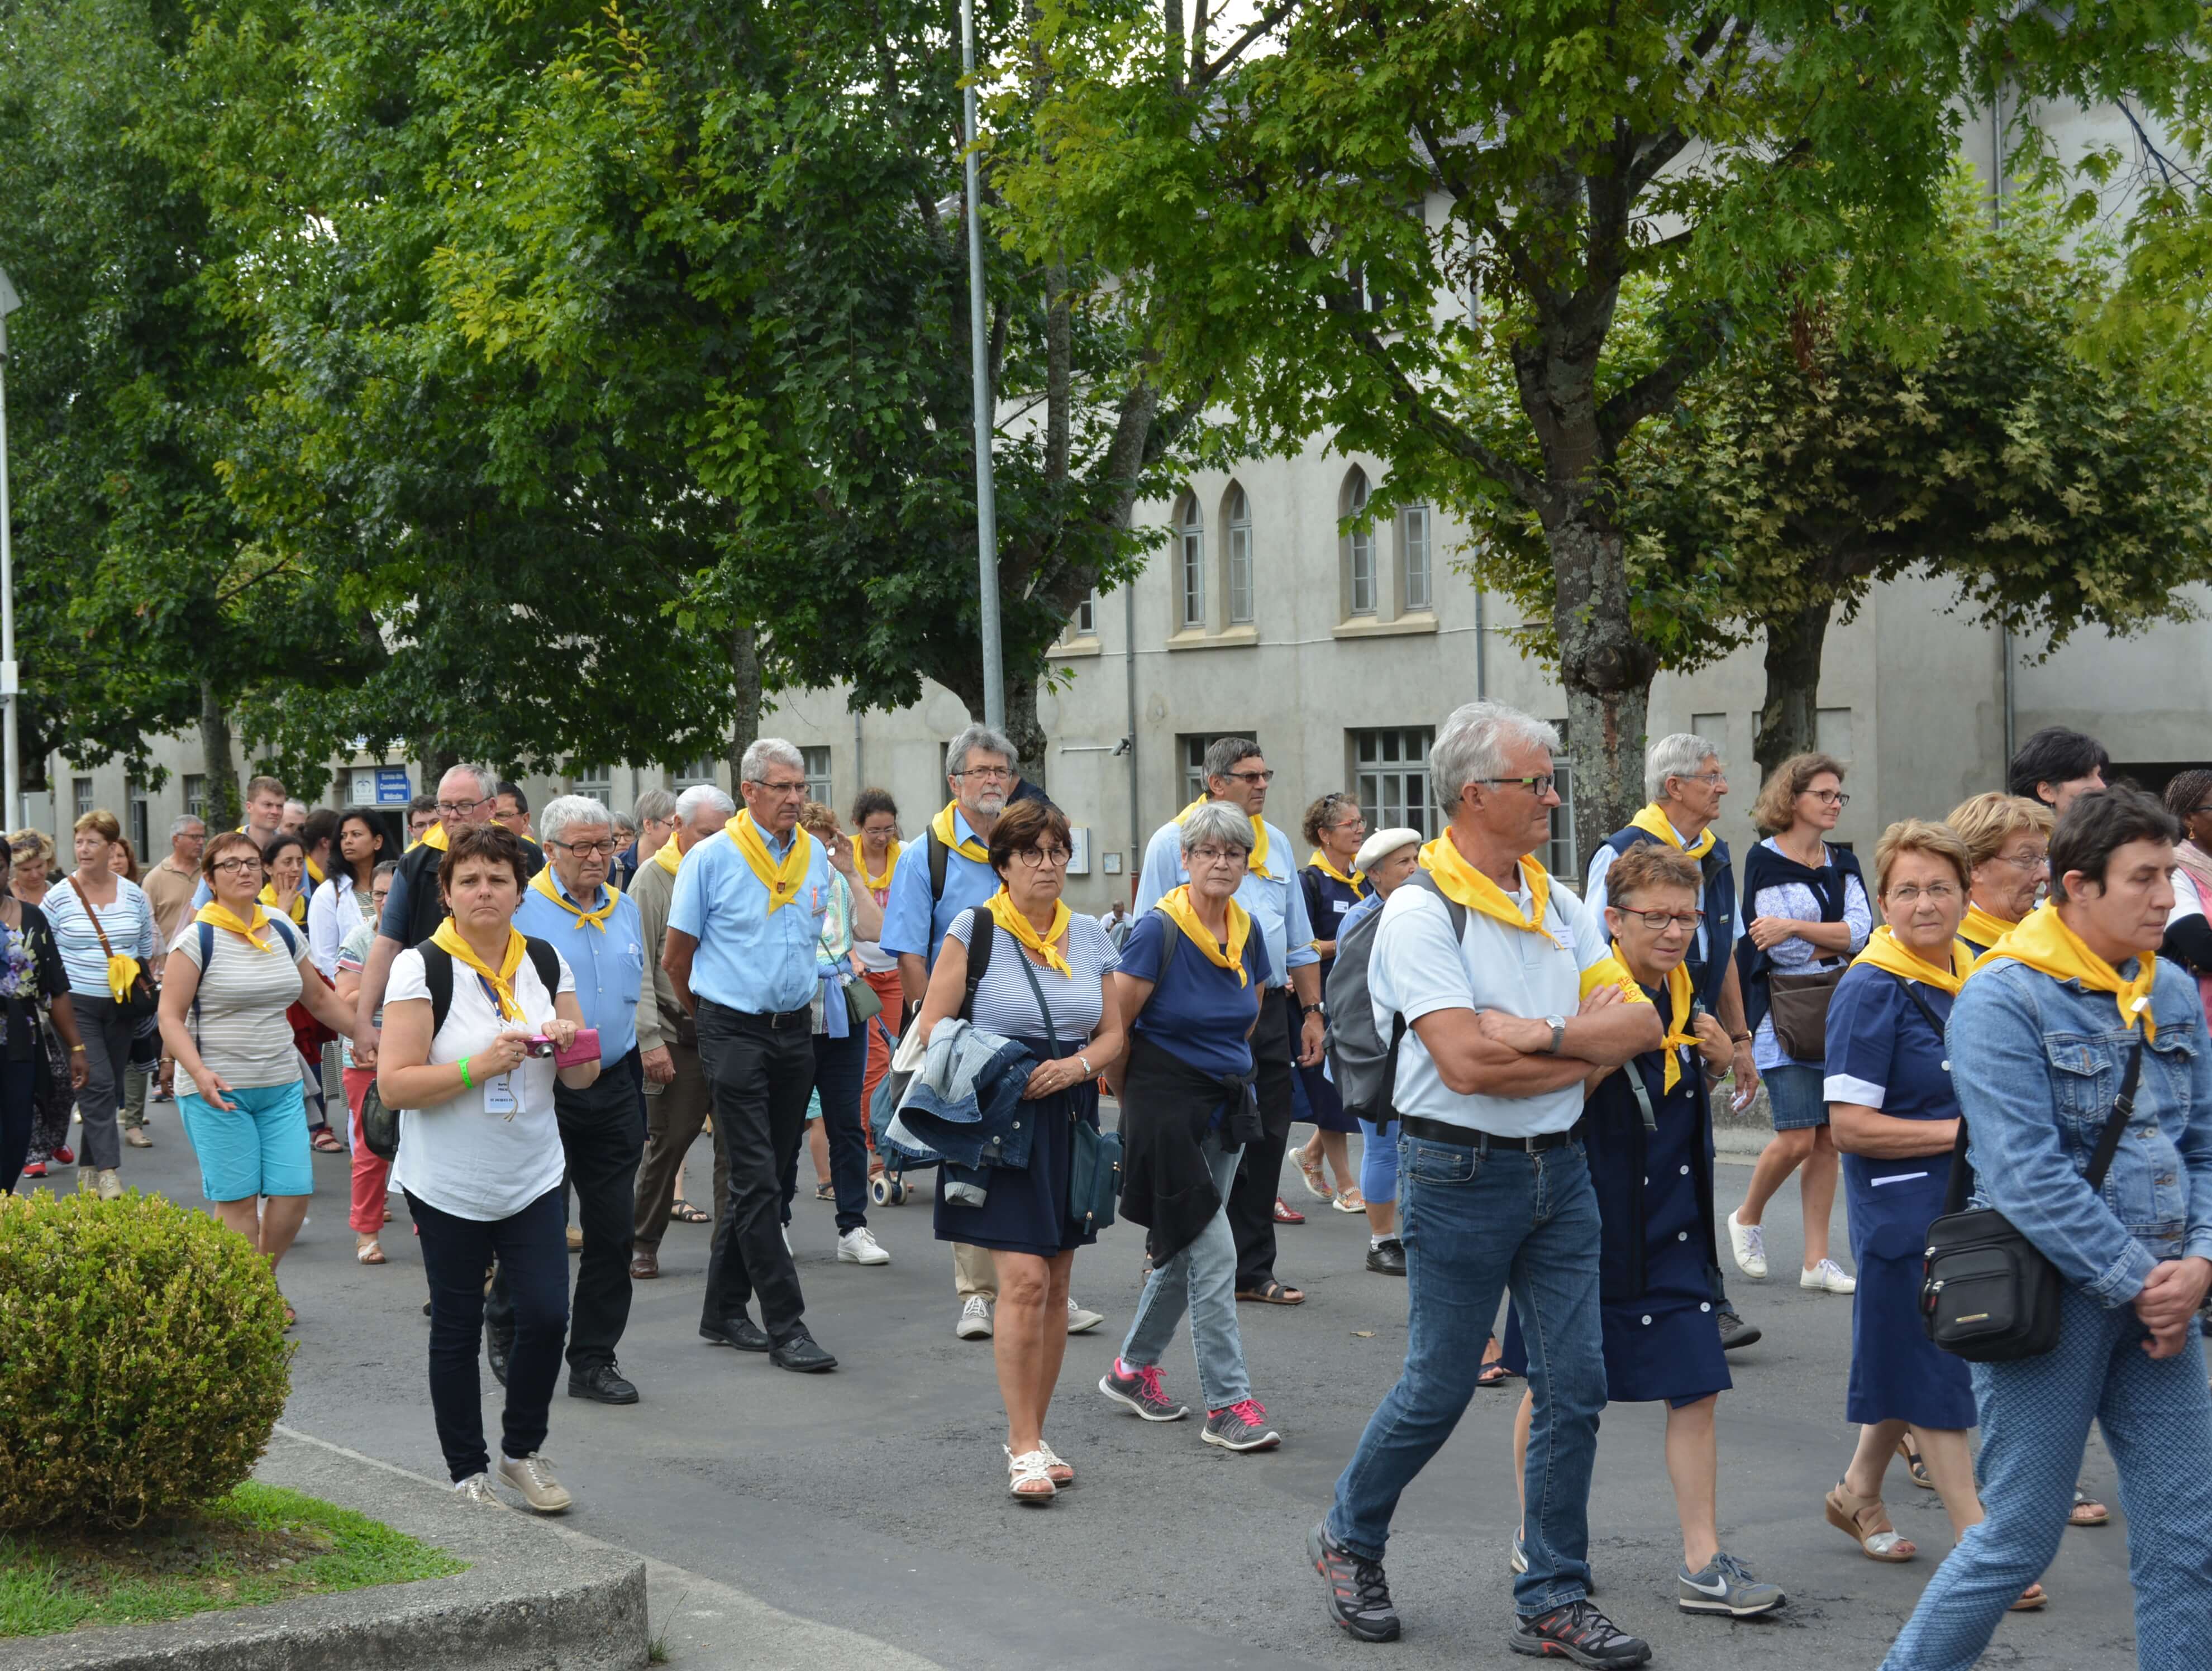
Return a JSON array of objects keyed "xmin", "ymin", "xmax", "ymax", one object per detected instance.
[
  {"xmin": 1009, "ymin": 935, "xmax": 1121, "ymax": 1235},
  {"xmin": 360, "ymin": 1079, "xmax": 401, "ymax": 1161},
  {"xmin": 1920, "ymin": 1035, "xmax": 2142, "ymax": 1363}
]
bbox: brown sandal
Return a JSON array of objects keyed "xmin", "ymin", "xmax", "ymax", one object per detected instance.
[
  {"xmin": 1825, "ymin": 1482, "xmax": 1917, "ymax": 1562},
  {"xmin": 2068, "ymin": 1487, "xmax": 2109, "ymax": 1527},
  {"xmin": 2010, "ymin": 1583, "xmax": 2048, "ymax": 1611}
]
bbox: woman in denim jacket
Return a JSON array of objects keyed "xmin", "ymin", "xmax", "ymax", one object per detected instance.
[{"xmin": 1884, "ymin": 787, "xmax": 2212, "ymax": 1671}]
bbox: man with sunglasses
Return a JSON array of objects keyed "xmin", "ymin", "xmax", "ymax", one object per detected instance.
[{"xmin": 1137, "ymin": 736, "xmax": 1324, "ymax": 1307}]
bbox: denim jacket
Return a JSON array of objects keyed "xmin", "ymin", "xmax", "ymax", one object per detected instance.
[
  {"xmin": 1948, "ymin": 955, "xmax": 2212, "ymax": 1309},
  {"xmin": 884, "ymin": 1018, "xmax": 1037, "ymax": 1180}
]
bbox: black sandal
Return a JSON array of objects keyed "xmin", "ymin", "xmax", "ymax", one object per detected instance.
[
  {"xmin": 669, "ymin": 1199, "xmax": 711, "ymax": 1224},
  {"xmin": 1236, "ymin": 1278, "xmax": 1305, "ymax": 1306},
  {"xmin": 1897, "ymin": 1431, "xmax": 1935, "ymax": 1490},
  {"xmin": 814, "ymin": 1182, "xmax": 836, "ymax": 1202}
]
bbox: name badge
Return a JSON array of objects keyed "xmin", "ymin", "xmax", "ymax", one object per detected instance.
[
  {"xmin": 482, "ymin": 1073, "xmax": 518, "ymax": 1117},
  {"xmin": 1334, "ymin": 900, "xmax": 1350, "ymax": 915}
]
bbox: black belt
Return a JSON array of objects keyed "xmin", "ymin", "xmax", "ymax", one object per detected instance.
[
  {"xmin": 1399, "ymin": 1114, "xmax": 1576, "ymax": 1153},
  {"xmin": 704, "ymin": 998, "xmax": 811, "ymax": 1029}
]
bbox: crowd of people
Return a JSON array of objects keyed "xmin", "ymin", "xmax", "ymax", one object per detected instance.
[{"xmin": 2, "ymin": 713, "xmax": 2208, "ymax": 1671}]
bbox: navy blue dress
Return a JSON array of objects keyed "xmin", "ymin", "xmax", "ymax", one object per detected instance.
[
  {"xmin": 1503, "ymin": 991, "xmax": 1730, "ymax": 1408},
  {"xmin": 1291, "ymin": 863, "xmax": 1366, "ymax": 1134},
  {"xmin": 1825, "ymin": 963, "xmax": 1976, "ymax": 1429}
]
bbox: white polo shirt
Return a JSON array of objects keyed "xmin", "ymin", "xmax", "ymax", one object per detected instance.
[{"xmin": 1371, "ymin": 870, "xmax": 1616, "ymax": 1138}]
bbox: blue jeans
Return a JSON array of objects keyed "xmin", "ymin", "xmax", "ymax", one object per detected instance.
[
  {"xmin": 1327, "ymin": 1137, "xmax": 1605, "ymax": 1617},
  {"xmin": 1118, "ymin": 1132, "xmax": 1249, "ymax": 1411},
  {"xmin": 1883, "ymin": 1285, "xmax": 2212, "ymax": 1670}
]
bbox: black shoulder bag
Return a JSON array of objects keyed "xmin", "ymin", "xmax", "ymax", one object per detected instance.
[
  {"xmin": 1007, "ymin": 941, "xmax": 1121, "ymax": 1236},
  {"xmin": 1920, "ymin": 1028, "xmax": 2142, "ymax": 1362}
]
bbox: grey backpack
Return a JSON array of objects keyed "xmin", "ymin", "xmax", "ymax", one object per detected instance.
[{"xmin": 1324, "ymin": 871, "xmax": 1463, "ymax": 1123}]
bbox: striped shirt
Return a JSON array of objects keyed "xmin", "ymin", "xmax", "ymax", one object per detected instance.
[
  {"xmin": 169, "ymin": 918, "xmax": 310, "ymax": 1094},
  {"xmin": 43, "ymin": 875, "xmax": 159, "ymax": 998}
]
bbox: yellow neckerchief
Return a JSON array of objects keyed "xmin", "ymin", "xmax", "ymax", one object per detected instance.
[
  {"xmin": 1419, "ymin": 834, "xmax": 1561, "ymax": 946},
  {"xmin": 729, "ymin": 811, "xmax": 814, "ymax": 914},
  {"xmin": 196, "ymin": 900, "xmax": 277, "ymax": 954},
  {"xmin": 257, "ymin": 882, "xmax": 308, "ymax": 926},
  {"xmin": 1153, "ymin": 885, "xmax": 1253, "ymax": 987},
  {"xmin": 1628, "ymin": 803, "xmax": 1716, "ymax": 861},
  {"xmin": 306, "ymin": 856, "xmax": 326, "ymax": 887},
  {"xmin": 1855, "ymin": 925, "xmax": 1974, "ymax": 998},
  {"xmin": 417, "ymin": 822, "xmax": 451, "ymax": 852},
  {"xmin": 1958, "ymin": 902, "xmax": 2017, "ymax": 955},
  {"xmin": 1614, "ymin": 942, "xmax": 1700, "ymax": 1093},
  {"xmin": 1307, "ymin": 851, "xmax": 1368, "ymax": 899},
  {"xmin": 1176, "ymin": 796, "xmax": 1276, "ymax": 879},
  {"xmin": 855, "ymin": 839, "xmax": 902, "ymax": 893},
  {"xmin": 430, "ymin": 918, "xmax": 526, "ymax": 1021},
  {"xmin": 1976, "ymin": 900, "xmax": 2158, "ymax": 1039},
  {"xmin": 651, "ymin": 836, "xmax": 683, "ymax": 877},
  {"xmin": 530, "ymin": 863, "xmax": 619, "ymax": 932},
  {"xmin": 929, "ymin": 803, "xmax": 990, "ymax": 865},
  {"xmin": 985, "ymin": 888, "xmax": 1071, "ymax": 977}
]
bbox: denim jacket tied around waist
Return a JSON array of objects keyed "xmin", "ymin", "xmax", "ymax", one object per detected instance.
[{"xmin": 1947, "ymin": 955, "xmax": 2212, "ymax": 1310}]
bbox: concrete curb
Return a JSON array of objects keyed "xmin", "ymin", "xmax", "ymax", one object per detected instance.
[{"xmin": 8, "ymin": 1426, "xmax": 647, "ymax": 1671}]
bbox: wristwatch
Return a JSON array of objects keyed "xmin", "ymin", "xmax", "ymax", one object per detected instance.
[
  {"xmin": 1543, "ymin": 1015, "xmax": 1566, "ymax": 1055},
  {"xmin": 1303, "ymin": 1001, "xmax": 1327, "ymax": 1021}
]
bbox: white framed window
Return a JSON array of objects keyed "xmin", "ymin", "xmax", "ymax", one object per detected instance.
[
  {"xmin": 570, "ymin": 763, "xmax": 613, "ymax": 806},
  {"xmin": 1176, "ymin": 493, "xmax": 1205, "ymax": 629},
  {"xmin": 1352, "ymin": 727, "xmax": 1434, "ymax": 838},
  {"xmin": 73, "ymin": 777, "xmax": 94, "ymax": 820},
  {"xmin": 1343, "ymin": 470, "xmax": 1375, "ymax": 616},
  {"xmin": 1071, "ymin": 593, "xmax": 1097, "ymax": 637},
  {"xmin": 1547, "ymin": 722, "xmax": 1579, "ymax": 878},
  {"xmin": 1225, "ymin": 484, "xmax": 1254, "ymax": 625},
  {"xmin": 183, "ymin": 774, "xmax": 208, "ymax": 822},
  {"xmin": 1400, "ymin": 501, "xmax": 1432, "ymax": 612},
  {"xmin": 127, "ymin": 784, "xmax": 150, "ymax": 861},
  {"xmin": 802, "ymin": 746, "xmax": 832, "ymax": 804},
  {"xmin": 675, "ymin": 756, "xmax": 721, "ymax": 790}
]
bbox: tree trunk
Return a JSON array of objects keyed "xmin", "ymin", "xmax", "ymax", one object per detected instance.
[
  {"xmin": 724, "ymin": 621, "xmax": 761, "ymax": 781},
  {"xmin": 1753, "ymin": 599, "xmax": 1834, "ymax": 785},
  {"xmin": 1003, "ymin": 674, "xmax": 1048, "ymax": 795},
  {"xmin": 197, "ymin": 680, "xmax": 241, "ymax": 830},
  {"xmin": 1547, "ymin": 517, "xmax": 1656, "ymax": 862}
]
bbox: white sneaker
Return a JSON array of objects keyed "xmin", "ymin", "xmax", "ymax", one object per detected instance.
[
  {"xmin": 957, "ymin": 1295, "xmax": 993, "ymax": 1339},
  {"xmin": 1066, "ymin": 1297, "xmax": 1105, "ymax": 1334},
  {"xmin": 782, "ymin": 1225, "xmax": 793, "ymax": 1254},
  {"xmin": 838, "ymin": 1227, "xmax": 891, "ymax": 1266},
  {"xmin": 1802, "ymin": 1257, "xmax": 1857, "ymax": 1295},
  {"xmin": 94, "ymin": 1168, "xmax": 123, "ymax": 1201},
  {"xmin": 497, "ymin": 1452, "xmax": 573, "ymax": 1514},
  {"xmin": 1726, "ymin": 1210, "xmax": 1768, "ymax": 1279},
  {"xmin": 452, "ymin": 1472, "xmax": 507, "ymax": 1508}
]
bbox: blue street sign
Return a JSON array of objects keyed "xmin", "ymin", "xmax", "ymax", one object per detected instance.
[{"xmin": 375, "ymin": 768, "xmax": 412, "ymax": 805}]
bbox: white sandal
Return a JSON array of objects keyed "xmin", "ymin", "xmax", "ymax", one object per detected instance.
[
  {"xmin": 1036, "ymin": 1442, "xmax": 1074, "ymax": 1487},
  {"xmin": 1005, "ymin": 1446, "xmax": 1056, "ymax": 1503}
]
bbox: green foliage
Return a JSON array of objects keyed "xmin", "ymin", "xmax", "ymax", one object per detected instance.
[{"xmin": 0, "ymin": 1192, "xmax": 291, "ymax": 1532}]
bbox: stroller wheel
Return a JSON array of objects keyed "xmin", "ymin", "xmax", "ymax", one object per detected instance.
[
  {"xmin": 889, "ymin": 1180, "xmax": 910, "ymax": 1206},
  {"xmin": 870, "ymin": 1175, "xmax": 894, "ymax": 1207}
]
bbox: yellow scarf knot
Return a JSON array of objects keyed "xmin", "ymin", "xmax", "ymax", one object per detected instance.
[
  {"xmin": 530, "ymin": 865, "xmax": 619, "ymax": 932},
  {"xmin": 258, "ymin": 882, "xmax": 308, "ymax": 926},
  {"xmin": 730, "ymin": 811, "xmax": 814, "ymax": 914},
  {"xmin": 929, "ymin": 805, "xmax": 989, "ymax": 865},
  {"xmin": 856, "ymin": 839, "xmax": 902, "ymax": 894},
  {"xmin": 1853, "ymin": 925, "xmax": 1975, "ymax": 999},
  {"xmin": 1418, "ymin": 836, "xmax": 1560, "ymax": 946},
  {"xmin": 430, "ymin": 919, "xmax": 527, "ymax": 1021},
  {"xmin": 1154, "ymin": 886, "xmax": 1253, "ymax": 986},
  {"xmin": 1973, "ymin": 901, "xmax": 2158, "ymax": 1038},
  {"xmin": 986, "ymin": 889, "xmax": 1071, "ymax": 977},
  {"xmin": 197, "ymin": 901, "xmax": 276, "ymax": 954},
  {"xmin": 1176, "ymin": 797, "xmax": 1275, "ymax": 879},
  {"xmin": 1650, "ymin": 959, "xmax": 1701, "ymax": 1094},
  {"xmin": 1307, "ymin": 851, "xmax": 1367, "ymax": 898},
  {"xmin": 1628, "ymin": 804, "xmax": 1716, "ymax": 861}
]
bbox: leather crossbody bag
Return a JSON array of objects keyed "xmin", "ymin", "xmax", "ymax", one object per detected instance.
[
  {"xmin": 1919, "ymin": 1026, "xmax": 2142, "ymax": 1363},
  {"xmin": 68, "ymin": 875, "xmax": 159, "ymax": 1021},
  {"xmin": 1009, "ymin": 938, "xmax": 1121, "ymax": 1236}
]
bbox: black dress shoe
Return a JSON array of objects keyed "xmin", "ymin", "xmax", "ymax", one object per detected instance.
[
  {"xmin": 769, "ymin": 1330, "xmax": 837, "ymax": 1373},
  {"xmin": 486, "ymin": 1328, "xmax": 513, "ymax": 1387},
  {"xmin": 1365, "ymin": 1239, "xmax": 1408, "ymax": 1277},
  {"xmin": 568, "ymin": 1361, "xmax": 640, "ymax": 1405},
  {"xmin": 700, "ymin": 1316, "xmax": 770, "ymax": 1353},
  {"xmin": 1717, "ymin": 1309, "xmax": 1761, "ymax": 1351}
]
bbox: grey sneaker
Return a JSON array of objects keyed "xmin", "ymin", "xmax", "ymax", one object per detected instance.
[
  {"xmin": 497, "ymin": 1452, "xmax": 573, "ymax": 1515},
  {"xmin": 1202, "ymin": 1398, "xmax": 1281, "ymax": 1452},
  {"xmin": 1677, "ymin": 1551, "xmax": 1785, "ymax": 1617},
  {"xmin": 1065, "ymin": 1296, "xmax": 1105, "ymax": 1334},
  {"xmin": 1099, "ymin": 1358, "xmax": 1188, "ymax": 1422},
  {"xmin": 956, "ymin": 1295, "xmax": 993, "ymax": 1339},
  {"xmin": 452, "ymin": 1472, "xmax": 506, "ymax": 1508}
]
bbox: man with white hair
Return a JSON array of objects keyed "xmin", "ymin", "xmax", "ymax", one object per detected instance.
[
  {"xmin": 351, "ymin": 763, "xmax": 501, "ymax": 1070},
  {"xmin": 663, "ymin": 739, "xmax": 838, "ymax": 1374},
  {"xmin": 630, "ymin": 784, "xmax": 735, "ymax": 1279},
  {"xmin": 494, "ymin": 794, "xmax": 651, "ymax": 1406},
  {"xmin": 1309, "ymin": 701, "xmax": 1661, "ymax": 1664},
  {"xmin": 1584, "ymin": 731, "xmax": 1761, "ymax": 1353}
]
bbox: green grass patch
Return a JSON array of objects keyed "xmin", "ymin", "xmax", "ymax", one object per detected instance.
[{"xmin": 0, "ymin": 1482, "xmax": 466, "ymax": 1639}]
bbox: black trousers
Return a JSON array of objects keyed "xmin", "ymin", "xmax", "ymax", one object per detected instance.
[
  {"xmin": 488, "ymin": 1051, "xmax": 645, "ymax": 1372},
  {"xmin": 697, "ymin": 1001, "xmax": 817, "ymax": 1344},
  {"xmin": 412, "ymin": 1185, "xmax": 568, "ymax": 1481},
  {"xmin": 780, "ymin": 1025, "xmax": 870, "ymax": 1236},
  {"xmin": 0, "ymin": 1058, "xmax": 38, "ymax": 1193},
  {"xmin": 1227, "ymin": 989, "xmax": 1298, "ymax": 1291}
]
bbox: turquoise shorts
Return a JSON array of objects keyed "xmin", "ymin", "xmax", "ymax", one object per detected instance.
[{"xmin": 179, "ymin": 1082, "xmax": 314, "ymax": 1202}]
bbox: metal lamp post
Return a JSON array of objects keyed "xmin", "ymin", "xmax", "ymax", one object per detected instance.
[
  {"xmin": 960, "ymin": 0, "xmax": 1006, "ymax": 732},
  {"xmin": 0, "ymin": 266, "xmax": 21, "ymax": 827}
]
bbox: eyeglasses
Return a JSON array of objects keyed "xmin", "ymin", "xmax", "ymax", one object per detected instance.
[
  {"xmin": 1675, "ymin": 771, "xmax": 1727, "ymax": 787},
  {"xmin": 1991, "ymin": 849, "xmax": 2049, "ymax": 871},
  {"xmin": 437, "ymin": 796, "xmax": 489, "ymax": 817},
  {"xmin": 1013, "ymin": 847, "xmax": 1072, "ymax": 868},
  {"xmin": 551, "ymin": 838, "xmax": 619, "ymax": 858},
  {"xmin": 212, "ymin": 858, "xmax": 264, "ymax": 876},
  {"xmin": 1807, "ymin": 789, "xmax": 1851, "ymax": 807},
  {"xmin": 1223, "ymin": 769, "xmax": 1275, "ymax": 785},
  {"xmin": 1479, "ymin": 775, "xmax": 1556, "ymax": 797},
  {"xmin": 1887, "ymin": 883, "xmax": 1960, "ymax": 904},
  {"xmin": 1330, "ymin": 818, "xmax": 1369, "ymax": 837},
  {"xmin": 746, "ymin": 778, "xmax": 809, "ymax": 798},
  {"xmin": 955, "ymin": 766, "xmax": 1013, "ymax": 782},
  {"xmin": 1618, "ymin": 909, "xmax": 1704, "ymax": 930},
  {"xmin": 1188, "ymin": 845, "xmax": 1249, "ymax": 867}
]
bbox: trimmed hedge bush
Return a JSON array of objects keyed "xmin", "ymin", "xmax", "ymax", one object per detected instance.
[{"xmin": 0, "ymin": 1191, "xmax": 291, "ymax": 1530}]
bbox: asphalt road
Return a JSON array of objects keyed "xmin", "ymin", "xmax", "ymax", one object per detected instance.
[{"xmin": 46, "ymin": 1109, "xmax": 2167, "ymax": 1670}]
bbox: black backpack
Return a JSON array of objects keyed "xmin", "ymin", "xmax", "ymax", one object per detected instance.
[
  {"xmin": 359, "ymin": 935, "xmax": 561, "ymax": 1162},
  {"xmin": 1323, "ymin": 872, "xmax": 1465, "ymax": 1124}
]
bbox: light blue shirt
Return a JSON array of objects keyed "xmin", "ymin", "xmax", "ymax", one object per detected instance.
[
  {"xmin": 514, "ymin": 872, "xmax": 645, "ymax": 1064},
  {"xmin": 668, "ymin": 824, "xmax": 832, "ymax": 1014},
  {"xmin": 880, "ymin": 809, "xmax": 998, "ymax": 971},
  {"xmin": 1136, "ymin": 812, "xmax": 1318, "ymax": 990}
]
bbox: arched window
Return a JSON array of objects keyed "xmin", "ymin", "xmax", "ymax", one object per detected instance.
[
  {"xmin": 1175, "ymin": 491, "xmax": 1205, "ymax": 629},
  {"xmin": 1224, "ymin": 483, "xmax": 1254, "ymax": 625},
  {"xmin": 1343, "ymin": 469, "xmax": 1375, "ymax": 615},
  {"xmin": 1400, "ymin": 500, "xmax": 1432, "ymax": 612}
]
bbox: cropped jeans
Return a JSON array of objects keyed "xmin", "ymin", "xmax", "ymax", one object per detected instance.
[
  {"xmin": 1327, "ymin": 1135, "xmax": 1605, "ymax": 1618},
  {"xmin": 1118, "ymin": 1131, "xmax": 1249, "ymax": 1411}
]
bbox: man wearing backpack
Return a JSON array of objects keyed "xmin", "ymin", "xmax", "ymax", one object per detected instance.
[
  {"xmin": 881, "ymin": 724, "xmax": 1107, "ymax": 1341},
  {"xmin": 1323, "ymin": 827, "xmax": 1424, "ymax": 1274},
  {"xmin": 1308, "ymin": 701, "xmax": 1663, "ymax": 1667}
]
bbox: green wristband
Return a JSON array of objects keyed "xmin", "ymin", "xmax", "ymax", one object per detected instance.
[{"xmin": 459, "ymin": 1056, "xmax": 473, "ymax": 1090}]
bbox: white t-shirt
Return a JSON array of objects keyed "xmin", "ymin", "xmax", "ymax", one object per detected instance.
[
  {"xmin": 387, "ymin": 943, "xmax": 575, "ymax": 1223},
  {"xmin": 1371, "ymin": 870, "xmax": 1616, "ymax": 1138}
]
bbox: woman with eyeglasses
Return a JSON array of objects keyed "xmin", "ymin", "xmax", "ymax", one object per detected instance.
[
  {"xmin": 1727, "ymin": 752, "xmax": 1868, "ymax": 1297},
  {"xmin": 1946, "ymin": 792, "xmax": 2056, "ymax": 961},
  {"xmin": 1819, "ymin": 820, "xmax": 2046, "ymax": 1611},
  {"xmin": 1292, "ymin": 792, "xmax": 1369, "ymax": 1214},
  {"xmin": 912, "ymin": 797, "xmax": 1125, "ymax": 1501}
]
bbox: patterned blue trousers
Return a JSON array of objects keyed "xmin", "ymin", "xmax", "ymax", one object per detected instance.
[{"xmin": 1882, "ymin": 1281, "xmax": 2212, "ymax": 1669}]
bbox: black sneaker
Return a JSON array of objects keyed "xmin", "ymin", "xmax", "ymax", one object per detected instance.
[
  {"xmin": 1099, "ymin": 1358, "xmax": 1188, "ymax": 1422},
  {"xmin": 568, "ymin": 1361, "xmax": 640, "ymax": 1405},
  {"xmin": 1307, "ymin": 1522, "xmax": 1400, "ymax": 1643},
  {"xmin": 1717, "ymin": 1309, "xmax": 1761, "ymax": 1351},
  {"xmin": 1507, "ymin": 1600, "xmax": 1651, "ymax": 1668},
  {"xmin": 1365, "ymin": 1239, "xmax": 1407, "ymax": 1276}
]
